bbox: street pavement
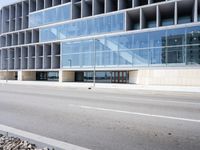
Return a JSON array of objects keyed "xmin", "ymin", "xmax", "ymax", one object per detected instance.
[{"xmin": 0, "ymin": 84, "xmax": 200, "ymax": 150}]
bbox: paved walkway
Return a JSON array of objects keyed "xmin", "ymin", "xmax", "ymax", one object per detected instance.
[{"xmin": 0, "ymin": 80, "xmax": 200, "ymax": 93}]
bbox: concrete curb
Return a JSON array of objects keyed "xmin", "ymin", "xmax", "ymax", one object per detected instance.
[{"xmin": 0, "ymin": 124, "xmax": 90, "ymax": 150}]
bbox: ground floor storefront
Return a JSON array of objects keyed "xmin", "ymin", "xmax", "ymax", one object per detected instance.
[{"xmin": 1, "ymin": 68, "xmax": 200, "ymax": 86}]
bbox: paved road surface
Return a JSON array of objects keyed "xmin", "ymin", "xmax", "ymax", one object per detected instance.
[{"xmin": 0, "ymin": 84, "xmax": 200, "ymax": 150}]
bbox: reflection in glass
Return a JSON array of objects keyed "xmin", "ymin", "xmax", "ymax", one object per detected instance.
[
  {"xmin": 186, "ymin": 45, "xmax": 200, "ymax": 65},
  {"xmin": 133, "ymin": 49, "xmax": 149, "ymax": 66},
  {"xmin": 186, "ymin": 26, "xmax": 200, "ymax": 45},
  {"xmin": 134, "ymin": 33, "xmax": 149, "ymax": 49},
  {"xmin": 150, "ymin": 48, "xmax": 166, "ymax": 65},
  {"xmin": 119, "ymin": 34, "xmax": 134, "ymax": 51},
  {"xmin": 149, "ymin": 30, "xmax": 166, "ymax": 47},
  {"xmin": 167, "ymin": 28, "xmax": 185, "ymax": 46},
  {"xmin": 119, "ymin": 50, "xmax": 133, "ymax": 66},
  {"xmin": 40, "ymin": 13, "xmax": 125, "ymax": 42},
  {"xmin": 167, "ymin": 46, "xmax": 185, "ymax": 64},
  {"xmin": 29, "ymin": 4, "xmax": 71, "ymax": 27},
  {"xmin": 61, "ymin": 25, "xmax": 200, "ymax": 69}
]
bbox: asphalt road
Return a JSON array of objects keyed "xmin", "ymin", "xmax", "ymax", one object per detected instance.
[{"xmin": 0, "ymin": 84, "xmax": 200, "ymax": 150}]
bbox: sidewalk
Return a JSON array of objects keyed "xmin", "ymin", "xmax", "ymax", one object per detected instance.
[{"xmin": 0, "ymin": 80, "xmax": 200, "ymax": 93}]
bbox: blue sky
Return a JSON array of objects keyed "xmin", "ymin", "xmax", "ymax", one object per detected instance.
[{"xmin": 0, "ymin": 0, "xmax": 20, "ymax": 8}]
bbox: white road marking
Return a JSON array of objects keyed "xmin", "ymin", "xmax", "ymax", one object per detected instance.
[
  {"xmin": 69, "ymin": 104, "xmax": 200, "ymax": 123},
  {"xmin": 0, "ymin": 124, "xmax": 90, "ymax": 150},
  {"xmin": 104, "ymin": 95, "xmax": 200, "ymax": 106},
  {"xmin": 143, "ymin": 99, "xmax": 200, "ymax": 105}
]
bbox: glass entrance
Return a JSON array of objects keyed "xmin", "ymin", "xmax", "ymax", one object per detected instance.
[
  {"xmin": 77, "ymin": 71, "xmax": 129, "ymax": 83},
  {"xmin": 111, "ymin": 71, "xmax": 129, "ymax": 83},
  {"xmin": 36, "ymin": 71, "xmax": 59, "ymax": 81}
]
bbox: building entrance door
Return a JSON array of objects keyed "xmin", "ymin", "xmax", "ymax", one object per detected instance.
[{"xmin": 111, "ymin": 71, "xmax": 128, "ymax": 83}]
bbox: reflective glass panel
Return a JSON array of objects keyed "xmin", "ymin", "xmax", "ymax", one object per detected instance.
[
  {"xmin": 186, "ymin": 45, "xmax": 200, "ymax": 65},
  {"xmin": 119, "ymin": 50, "xmax": 133, "ymax": 66},
  {"xmin": 133, "ymin": 32, "xmax": 149, "ymax": 49},
  {"xmin": 133, "ymin": 49, "xmax": 149, "ymax": 66},
  {"xmin": 119, "ymin": 34, "xmax": 134, "ymax": 51},
  {"xmin": 149, "ymin": 30, "xmax": 166, "ymax": 47},
  {"xmin": 150, "ymin": 48, "xmax": 166, "ymax": 65},
  {"xmin": 167, "ymin": 46, "xmax": 185, "ymax": 64},
  {"xmin": 186, "ymin": 26, "xmax": 200, "ymax": 45},
  {"xmin": 29, "ymin": 4, "xmax": 71, "ymax": 27},
  {"xmin": 167, "ymin": 28, "xmax": 186, "ymax": 46},
  {"xmin": 40, "ymin": 13, "xmax": 125, "ymax": 42}
]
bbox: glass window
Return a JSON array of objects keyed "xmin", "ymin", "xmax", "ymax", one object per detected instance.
[
  {"xmin": 29, "ymin": 12, "xmax": 43, "ymax": 27},
  {"xmin": 82, "ymin": 40, "xmax": 94, "ymax": 53},
  {"xmin": 57, "ymin": 4, "xmax": 71, "ymax": 21},
  {"xmin": 186, "ymin": 45, "xmax": 200, "ymax": 65},
  {"xmin": 87, "ymin": 19, "xmax": 96, "ymax": 35},
  {"xmin": 178, "ymin": 16, "xmax": 192, "ymax": 24},
  {"xmin": 161, "ymin": 18, "xmax": 174, "ymax": 26},
  {"xmin": 104, "ymin": 51, "xmax": 119, "ymax": 66},
  {"xmin": 119, "ymin": 34, "xmax": 134, "ymax": 51},
  {"xmin": 186, "ymin": 26, "xmax": 200, "ymax": 45},
  {"xmin": 134, "ymin": 32, "xmax": 149, "ymax": 49},
  {"xmin": 111, "ymin": 13, "xmax": 122, "ymax": 31},
  {"xmin": 150, "ymin": 48, "xmax": 166, "ymax": 65},
  {"xmin": 62, "ymin": 42, "xmax": 72, "ymax": 55},
  {"xmin": 149, "ymin": 30, "xmax": 166, "ymax": 47},
  {"xmin": 133, "ymin": 49, "xmax": 149, "ymax": 66},
  {"xmin": 44, "ymin": 8, "xmax": 57, "ymax": 24},
  {"xmin": 40, "ymin": 28, "xmax": 49, "ymax": 42},
  {"xmin": 119, "ymin": 50, "xmax": 133, "ymax": 66},
  {"xmin": 105, "ymin": 36, "xmax": 119, "ymax": 52},
  {"xmin": 29, "ymin": 4, "xmax": 71, "ymax": 28},
  {"xmin": 79, "ymin": 21, "xmax": 86, "ymax": 36},
  {"xmin": 82, "ymin": 52, "xmax": 93, "ymax": 67},
  {"xmin": 58, "ymin": 24, "xmax": 67, "ymax": 40},
  {"xmin": 61, "ymin": 26, "xmax": 200, "ymax": 69},
  {"xmin": 96, "ymin": 51, "xmax": 104, "ymax": 66},
  {"xmin": 105, "ymin": 15, "xmax": 112, "ymax": 32},
  {"xmin": 40, "ymin": 26, "xmax": 58, "ymax": 42},
  {"xmin": 167, "ymin": 46, "xmax": 185, "ymax": 64},
  {"xmin": 40, "ymin": 13, "xmax": 125, "ymax": 42},
  {"xmin": 62, "ymin": 54, "xmax": 81, "ymax": 68},
  {"xmin": 95, "ymin": 38, "xmax": 106, "ymax": 52},
  {"xmin": 167, "ymin": 28, "xmax": 186, "ymax": 46}
]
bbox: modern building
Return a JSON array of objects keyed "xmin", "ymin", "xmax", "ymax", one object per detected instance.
[{"xmin": 0, "ymin": 0, "xmax": 200, "ymax": 86}]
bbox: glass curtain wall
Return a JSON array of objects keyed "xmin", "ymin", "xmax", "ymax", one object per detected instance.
[
  {"xmin": 29, "ymin": 3, "xmax": 71, "ymax": 27},
  {"xmin": 40, "ymin": 13, "xmax": 125, "ymax": 42},
  {"xmin": 62, "ymin": 26, "xmax": 200, "ymax": 69}
]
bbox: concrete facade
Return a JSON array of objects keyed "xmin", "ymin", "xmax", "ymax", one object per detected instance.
[
  {"xmin": 59, "ymin": 71, "xmax": 75, "ymax": 82},
  {"xmin": 0, "ymin": 71, "xmax": 16, "ymax": 80},
  {"xmin": 129, "ymin": 69, "xmax": 200, "ymax": 86},
  {"xmin": 18, "ymin": 71, "xmax": 36, "ymax": 81}
]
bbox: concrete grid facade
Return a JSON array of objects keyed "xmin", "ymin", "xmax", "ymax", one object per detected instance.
[{"xmin": 0, "ymin": 0, "xmax": 200, "ymax": 86}]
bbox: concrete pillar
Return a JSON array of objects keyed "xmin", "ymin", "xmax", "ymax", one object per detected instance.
[
  {"xmin": 129, "ymin": 71, "xmax": 138, "ymax": 84},
  {"xmin": 140, "ymin": 8, "xmax": 143, "ymax": 29},
  {"xmin": 59, "ymin": 70, "xmax": 75, "ymax": 82},
  {"xmin": 194, "ymin": 0, "xmax": 198, "ymax": 22},
  {"xmin": 174, "ymin": 1, "xmax": 177, "ymax": 25},
  {"xmin": 156, "ymin": 5, "xmax": 160, "ymax": 27},
  {"xmin": 18, "ymin": 70, "xmax": 23, "ymax": 81},
  {"xmin": 148, "ymin": 0, "xmax": 152, "ymax": 5}
]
